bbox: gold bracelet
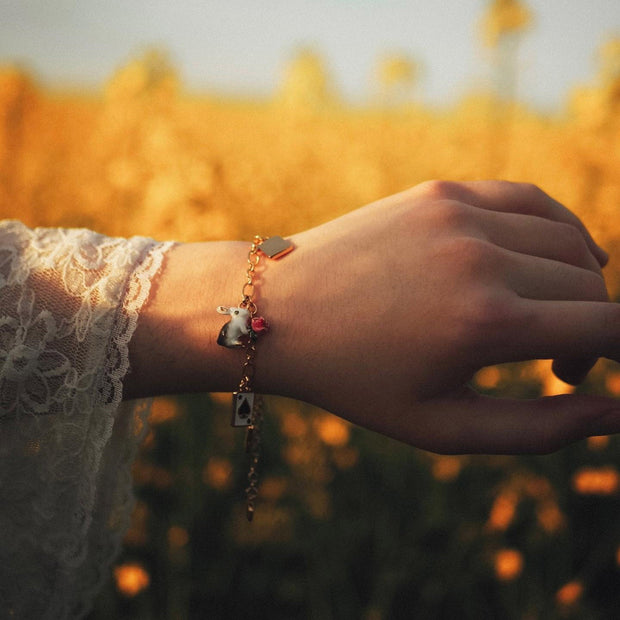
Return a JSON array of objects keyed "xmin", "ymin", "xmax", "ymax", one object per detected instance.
[{"xmin": 216, "ymin": 235, "xmax": 294, "ymax": 521}]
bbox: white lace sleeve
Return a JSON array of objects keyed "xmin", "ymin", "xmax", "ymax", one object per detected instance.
[{"xmin": 0, "ymin": 220, "xmax": 174, "ymax": 619}]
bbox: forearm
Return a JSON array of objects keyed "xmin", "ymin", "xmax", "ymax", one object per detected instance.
[
  {"xmin": 124, "ymin": 236, "xmax": 306, "ymax": 400},
  {"xmin": 125, "ymin": 241, "xmax": 252, "ymax": 399}
]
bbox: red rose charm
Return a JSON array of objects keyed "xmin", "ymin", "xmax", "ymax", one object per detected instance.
[{"xmin": 251, "ymin": 316, "xmax": 269, "ymax": 334}]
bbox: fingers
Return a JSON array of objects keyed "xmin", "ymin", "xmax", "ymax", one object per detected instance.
[
  {"xmin": 420, "ymin": 180, "xmax": 609, "ymax": 267},
  {"xmin": 500, "ymin": 250, "xmax": 608, "ymax": 302},
  {"xmin": 503, "ymin": 299, "xmax": 620, "ymax": 364},
  {"xmin": 419, "ymin": 182, "xmax": 610, "ymax": 385},
  {"xmin": 414, "ymin": 390, "xmax": 620, "ymax": 454},
  {"xmin": 471, "ymin": 207, "xmax": 603, "ymax": 274},
  {"xmin": 503, "ymin": 257, "xmax": 607, "ymax": 383}
]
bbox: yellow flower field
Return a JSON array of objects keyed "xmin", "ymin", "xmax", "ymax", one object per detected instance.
[{"xmin": 2, "ymin": 25, "xmax": 620, "ymax": 618}]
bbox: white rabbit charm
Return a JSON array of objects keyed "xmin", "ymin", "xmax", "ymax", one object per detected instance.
[
  {"xmin": 216, "ymin": 306, "xmax": 269, "ymax": 348},
  {"xmin": 216, "ymin": 306, "xmax": 251, "ymax": 348}
]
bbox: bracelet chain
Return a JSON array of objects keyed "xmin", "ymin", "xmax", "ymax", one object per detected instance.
[
  {"xmin": 239, "ymin": 236, "xmax": 263, "ymax": 520},
  {"xmin": 217, "ymin": 234, "xmax": 293, "ymax": 521}
]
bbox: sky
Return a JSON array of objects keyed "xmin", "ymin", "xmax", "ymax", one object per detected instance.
[{"xmin": 1, "ymin": 0, "xmax": 619, "ymax": 111}]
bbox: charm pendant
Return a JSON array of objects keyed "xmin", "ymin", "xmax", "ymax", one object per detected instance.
[
  {"xmin": 216, "ymin": 307, "xmax": 269, "ymax": 348},
  {"xmin": 257, "ymin": 235, "xmax": 294, "ymax": 260},
  {"xmin": 216, "ymin": 306, "xmax": 251, "ymax": 348},
  {"xmin": 232, "ymin": 391, "xmax": 254, "ymax": 427}
]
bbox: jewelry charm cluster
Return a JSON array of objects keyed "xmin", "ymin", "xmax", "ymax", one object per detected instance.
[{"xmin": 216, "ymin": 235, "xmax": 293, "ymax": 520}]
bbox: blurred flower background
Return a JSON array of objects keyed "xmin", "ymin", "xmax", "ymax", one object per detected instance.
[{"xmin": 2, "ymin": 0, "xmax": 620, "ymax": 618}]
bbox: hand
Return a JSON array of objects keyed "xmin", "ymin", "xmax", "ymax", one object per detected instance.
[{"xmin": 257, "ymin": 180, "xmax": 620, "ymax": 454}]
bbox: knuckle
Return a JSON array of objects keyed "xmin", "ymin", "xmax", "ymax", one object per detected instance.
[
  {"xmin": 418, "ymin": 179, "xmax": 461, "ymax": 201},
  {"xmin": 490, "ymin": 179, "xmax": 542, "ymax": 196},
  {"xmin": 521, "ymin": 181, "xmax": 546, "ymax": 198},
  {"xmin": 430, "ymin": 199, "xmax": 474, "ymax": 232},
  {"xmin": 561, "ymin": 225, "xmax": 589, "ymax": 261},
  {"xmin": 557, "ymin": 220, "xmax": 583, "ymax": 246},
  {"xmin": 575, "ymin": 269, "xmax": 608, "ymax": 302},
  {"xmin": 434, "ymin": 236, "xmax": 514, "ymax": 350},
  {"xmin": 466, "ymin": 290, "xmax": 513, "ymax": 330},
  {"xmin": 510, "ymin": 181, "xmax": 547, "ymax": 204},
  {"xmin": 555, "ymin": 222, "xmax": 601, "ymax": 273},
  {"xmin": 443, "ymin": 236, "xmax": 496, "ymax": 273},
  {"xmin": 456, "ymin": 289, "xmax": 515, "ymax": 351},
  {"xmin": 532, "ymin": 396, "xmax": 586, "ymax": 453},
  {"xmin": 504, "ymin": 181, "xmax": 550, "ymax": 217}
]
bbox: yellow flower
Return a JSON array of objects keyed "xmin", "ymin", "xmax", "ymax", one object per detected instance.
[
  {"xmin": 314, "ymin": 414, "xmax": 350, "ymax": 447},
  {"xmin": 572, "ymin": 466, "xmax": 620, "ymax": 495},
  {"xmin": 203, "ymin": 457, "xmax": 233, "ymax": 491},
  {"xmin": 431, "ymin": 456, "xmax": 462, "ymax": 482},
  {"xmin": 114, "ymin": 563, "xmax": 150, "ymax": 597},
  {"xmin": 487, "ymin": 491, "xmax": 518, "ymax": 531},
  {"xmin": 536, "ymin": 501, "xmax": 565, "ymax": 534},
  {"xmin": 556, "ymin": 581, "xmax": 583, "ymax": 607},
  {"xmin": 474, "ymin": 365, "xmax": 502, "ymax": 389},
  {"xmin": 587, "ymin": 435, "xmax": 610, "ymax": 451},
  {"xmin": 494, "ymin": 548, "xmax": 523, "ymax": 581},
  {"xmin": 481, "ymin": 0, "xmax": 533, "ymax": 47},
  {"xmin": 149, "ymin": 396, "xmax": 181, "ymax": 425}
]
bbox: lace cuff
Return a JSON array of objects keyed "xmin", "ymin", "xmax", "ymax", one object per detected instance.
[{"xmin": 0, "ymin": 220, "xmax": 174, "ymax": 619}]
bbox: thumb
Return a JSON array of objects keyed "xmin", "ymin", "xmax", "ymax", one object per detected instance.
[
  {"xmin": 413, "ymin": 390, "xmax": 620, "ymax": 455},
  {"xmin": 551, "ymin": 356, "xmax": 598, "ymax": 386}
]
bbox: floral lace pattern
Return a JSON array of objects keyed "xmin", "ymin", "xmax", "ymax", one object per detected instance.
[{"xmin": 0, "ymin": 221, "xmax": 173, "ymax": 619}]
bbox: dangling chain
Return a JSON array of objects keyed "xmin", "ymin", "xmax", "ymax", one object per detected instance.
[
  {"xmin": 216, "ymin": 235, "xmax": 293, "ymax": 521},
  {"xmin": 240, "ymin": 237, "xmax": 263, "ymax": 521},
  {"xmin": 244, "ymin": 391, "xmax": 264, "ymax": 520}
]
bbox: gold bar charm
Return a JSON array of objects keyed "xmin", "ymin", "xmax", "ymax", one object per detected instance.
[
  {"xmin": 232, "ymin": 392, "xmax": 254, "ymax": 427},
  {"xmin": 258, "ymin": 236, "xmax": 294, "ymax": 260}
]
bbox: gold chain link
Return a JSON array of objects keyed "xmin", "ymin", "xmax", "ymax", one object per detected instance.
[
  {"xmin": 223, "ymin": 234, "xmax": 293, "ymax": 521},
  {"xmin": 244, "ymin": 393, "xmax": 264, "ymax": 521},
  {"xmin": 239, "ymin": 236, "xmax": 264, "ymax": 520},
  {"xmin": 240, "ymin": 236, "xmax": 263, "ymax": 315}
]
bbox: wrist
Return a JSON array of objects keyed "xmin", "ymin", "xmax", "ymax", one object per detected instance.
[
  {"xmin": 126, "ymin": 240, "xmax": 250, "ymax": 398},
  {"xmin": 207, "ymin": 234, "xmax": 298, "ymax": 521}
]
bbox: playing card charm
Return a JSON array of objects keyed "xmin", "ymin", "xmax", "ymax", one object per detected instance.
[{"xmin": 232, "ymin": 391, "xmax": 254, "ymax": 427}]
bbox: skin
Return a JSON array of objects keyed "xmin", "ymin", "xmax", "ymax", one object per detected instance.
[{"xmin": 125, "ymin": 180, "xmax": 620, "ymax": 455}]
